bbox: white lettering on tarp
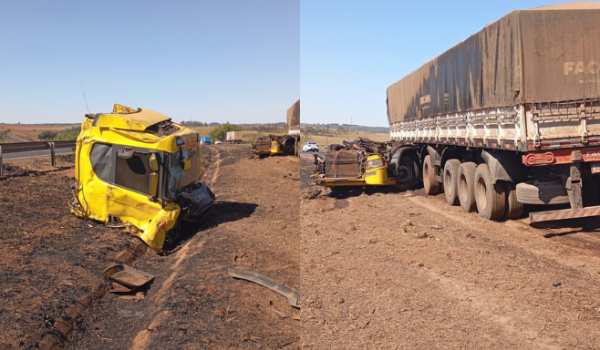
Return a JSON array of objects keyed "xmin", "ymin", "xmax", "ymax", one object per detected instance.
[
  {"xmin": 564, "ymin": 61, "xmax": 599, "ymax": 75},
  {"xmin": 586, "ymin": 151, "xmax": 600, "ymax": 158}
]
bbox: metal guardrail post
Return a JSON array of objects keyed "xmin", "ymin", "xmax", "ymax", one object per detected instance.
[
  {"xmin": 0, "ymin": 145, "xmax": 3, "ymax": 176},
  {"xmin": 49, "ymin": 142, "xmax": 56, "ymax": 167}
]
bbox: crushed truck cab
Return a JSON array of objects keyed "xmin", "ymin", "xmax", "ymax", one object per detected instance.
[
  {"xmin": 313, "ymin": 138, "xmax": 399, "ymax": 188},
  {"xmin": 71, "ymin": 104, "xmax": 214, "ymax": 252}
]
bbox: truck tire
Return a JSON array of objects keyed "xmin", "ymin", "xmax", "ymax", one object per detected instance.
[
  {"xmin": 458, "ymin": 162, "xmax": 477, "ymax": 212},
  {"xmin": 505, "ymin": 181, "xmax": 524, "ymax": 219},
  {"xmin": 284, "ymin": 143, "xmax": 294, "ymax": 155},
  {"xmin": 327, "ymin": 144, "xmax": 342, "ymax": 152},
  {"xmin": 423, "ymin": 155, "xmax": 440, "ymax": 195},
  {"xmin": 443, "ymin": 159, "xmax": 461, "ymax": 206},
  {"xmin": 474, "ymin": 163, "xmax": 506, "ymax": 221},
  {"xmin": 392, "ymin": 156, "xmax": 419, "ymax": 192},
  {"xmin": 515, "ymin": 181, "xmax": 569, "ymax": 205}
]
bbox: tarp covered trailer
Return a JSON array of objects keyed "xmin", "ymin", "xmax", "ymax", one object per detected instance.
[{"xmin": 386, "ymin": 2, "xmax": 600, "ymax": 223}]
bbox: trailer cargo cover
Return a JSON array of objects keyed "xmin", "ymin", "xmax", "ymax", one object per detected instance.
[
  {"xmin": 387, "ymin": 2, "xmax": 600, "ymax": 124},
  {"xmin": 287, "ymin": 99, "xmax": 300, "ymax": 128}
]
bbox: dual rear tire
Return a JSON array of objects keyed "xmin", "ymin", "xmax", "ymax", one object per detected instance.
[{"xmin": 432, "ymin": 160, "xmax": 523, "ymax": 221}]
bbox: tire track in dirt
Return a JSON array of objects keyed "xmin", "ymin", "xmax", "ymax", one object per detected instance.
[
  {"xmin": 130, "ymin": 240, "xmax": 205, "ymax": 350},
  {"xmin": 404, "ymin": 194, "xmax": 600, "ymax": 271},
  {"xmin": 130, "ymin": 148, "xmax": 224, "ymax": 350}
]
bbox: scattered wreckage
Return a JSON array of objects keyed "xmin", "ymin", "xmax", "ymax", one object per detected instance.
[
  {"xmin": 252, "ymin": 99, "xmax": 300, "ymax": 157},
  {"xmin": 312, "ymin": 137, "xmax": 413, "ymax": 191},
  {"xmin": 70, "ymin": 104, "xmax": 215, "ymax": 253}
]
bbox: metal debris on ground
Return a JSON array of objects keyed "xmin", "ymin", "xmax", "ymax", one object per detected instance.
[
  {"xmin": 228, "ymin": 268, "xmax": 300, "ymax": 308},
  {"xmin": 104, "ymin": 264, "xmax": 154, "ymax": 289}
]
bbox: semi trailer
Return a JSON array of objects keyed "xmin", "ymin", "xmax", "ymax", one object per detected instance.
[{"xmin": 315, "ymin": 2, "xmax": 600, "ymax": 223}]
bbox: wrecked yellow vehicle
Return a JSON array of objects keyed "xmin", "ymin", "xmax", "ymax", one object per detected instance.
[{"xmin": 71, "ymin": 104, "xmax": 214, "ymax": 252}]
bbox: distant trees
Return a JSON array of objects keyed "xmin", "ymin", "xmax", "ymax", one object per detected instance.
[
  {"xmin": 210, "ymin": 122, "xmax": 241, "ymax": 141},
  {"xmin": 38, "ymin": 127, "xmax": 81, "ymax": 141},
  {"xmin": 38, "ymin": 130, "xmax": 58, "ymax": 140},
  {"xmin": 180, "ymin": 121, "xmax": 209, "ymax": 127}
]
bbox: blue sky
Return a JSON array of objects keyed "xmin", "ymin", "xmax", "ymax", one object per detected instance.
[
  {"xmin": 300, "ymin": 0, "xmax": 572, "ymax": 127},
  {"xmin": 0, "ymin": 0, "xmax": 299, "ymax": 124}
]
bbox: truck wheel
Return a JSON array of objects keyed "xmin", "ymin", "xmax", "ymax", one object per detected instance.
[
  {"xmin": 474, "ymin": 163, "xmax": 506, "ymax": 220},
  {"xmin": 284, "ymin": 144, "xmax": 294, "ymax": 155},
  {"xmin": 458, "ymin": 162, "xmax": 477, "ymax": 212},
  {"xmin": 327, "ymin": 144, "xmax": 343, "ymax": 152},
  {"xmin": 393, "ymin": 156, "xmax": 419, "ymax": 191},
  {"xmin": 443, "ymin": 159, "xmax": 461, "ymax": 206},
  {"xmin": 423, "ymin": 155, "xmax": 440, "ymax": 195},
  {"xmin": 505, "ymin": 181, "xmax": 524, "ymax": 219}
]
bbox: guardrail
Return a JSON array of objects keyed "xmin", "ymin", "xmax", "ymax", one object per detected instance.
[{"xmin": 0, "ymin": 141, "xmax": 76, "ymax": 176}]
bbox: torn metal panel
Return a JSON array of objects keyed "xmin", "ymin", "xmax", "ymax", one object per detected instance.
[
  {"xmin": 228, "ymin": 268, "xmax": 300, "ymax": 308},
  {"xmin": 104, "ymin": 264, "xmax": 154, "ymax": 289}
]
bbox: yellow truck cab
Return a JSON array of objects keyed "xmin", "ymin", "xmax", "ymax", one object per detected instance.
[
  {"xmin": 315, "ymin": 153, "xmax": 396, "ymax": 187},
  {"xmin": 312, "ymin": 138, "xmax": 418, "ymax": 191},
  {"xmin": 71, "ymin": 104, "xmax": 214, "ymax": 252}
]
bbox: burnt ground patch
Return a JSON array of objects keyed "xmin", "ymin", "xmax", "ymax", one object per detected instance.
[
  {"xmin": 65, "ymin": 145, "xmax": 300, "ymax": 349},
  {"xmin": 0, "ymin": 172, "xmax": 140, "ymax": 349}
]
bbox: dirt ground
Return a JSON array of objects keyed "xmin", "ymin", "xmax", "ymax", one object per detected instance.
[
  {"xmin": 300, "ymin": 156, "xmax": 600, "ymax": 349},
  {"xmin": 0, "ymin": 145, "xmax": 299, "ymax": 349}
]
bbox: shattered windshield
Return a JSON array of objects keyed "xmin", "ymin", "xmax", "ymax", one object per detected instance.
[{"xmin": 165, "ymin": 147, "xmax": 200, "ymax": 199}]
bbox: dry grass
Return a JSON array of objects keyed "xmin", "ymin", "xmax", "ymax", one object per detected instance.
[
  {"xmin": 0, "ymin": 124, "xmax": 78, "ymax": 142},
  {"xmin": 302, "ymin": 131, "xmax": 389, "ymax": 150}
]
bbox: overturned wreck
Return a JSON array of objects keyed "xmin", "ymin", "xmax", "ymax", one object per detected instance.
[{"xmin": 71, "ymin": 104, "xmax": 214, "ymax": 252}]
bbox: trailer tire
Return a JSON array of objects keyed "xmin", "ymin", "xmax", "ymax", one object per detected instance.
[
  {"xmin": 458, "ymin": 162, "xmax": 477, "ymax": 212},
  {"xmin": 474, "ymin": 163, "xmax": 506, "ymax": 221},
  {"xmin": 327, "ymin": 144, "xmax": 343, "ymax": 152},
  {"xmin": 443, "ymin": 159, "xmax": 461, "ymax": 206},
  {"xmin": 423, "ymin": 155, "xmax": 440, "ymax": 195},
  {"xmin": 505, "ymin": 182, "xmax": 524, "ymax": 219},
  {"xmin": 392, "ymin": 156, "xmax": 419, "ymax": 191},
  {"xmin": 515, "ymin": 181, "xmax": 569, "ymax": 205}
]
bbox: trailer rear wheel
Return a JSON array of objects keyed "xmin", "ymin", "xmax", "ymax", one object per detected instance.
[
  {"xmin": 423, "ymin": 155, "xmax": 440, "ymax": 195},
  {"xmin": 474, "ymin": 163, "xmax": 506, "ymax": 220},
  {"xmin": 505, "ymin": 182, "xmax": 524, "ymax": 219},
  {"xmin": 443, "ymin": 159, "xmax": 461, "ymax": 206},
  {"xmin": 458, "ymin": 162, "xmax": 477, "ymax": 212}
]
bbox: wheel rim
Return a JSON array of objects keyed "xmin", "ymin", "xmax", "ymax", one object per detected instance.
[
  {"xmin": 477, "ymin": 176, "xmax": 487, "ymax": 211},
  {"xmin": 397, "ymin": 164, "xmax": 411, "ymax": 184},
  {"xmin": 424, "ymin": 162, "xmax": 430, "ymax": 185}
]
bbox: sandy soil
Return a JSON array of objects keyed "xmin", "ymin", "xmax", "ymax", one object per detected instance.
[
  {"xmin": 0, "ymin": 145, "xmax": 299, "ymax": 350},
  {"xmin": 300, "ymin": 155, "xmax": 600, "ymax": 349}
]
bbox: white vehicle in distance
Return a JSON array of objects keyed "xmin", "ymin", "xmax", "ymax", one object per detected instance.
[
  {"xmin": 302, "ymin": 142, "xmax": 319, "ymax": 152},
  {"xmin": 214, "ymin": 140, "xmax": 222, "ymax": 145}
]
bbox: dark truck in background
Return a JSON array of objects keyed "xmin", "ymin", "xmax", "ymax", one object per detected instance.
[{"xmin": 317, "ymin": 2, "xmax": 600, "ymax": 223}]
